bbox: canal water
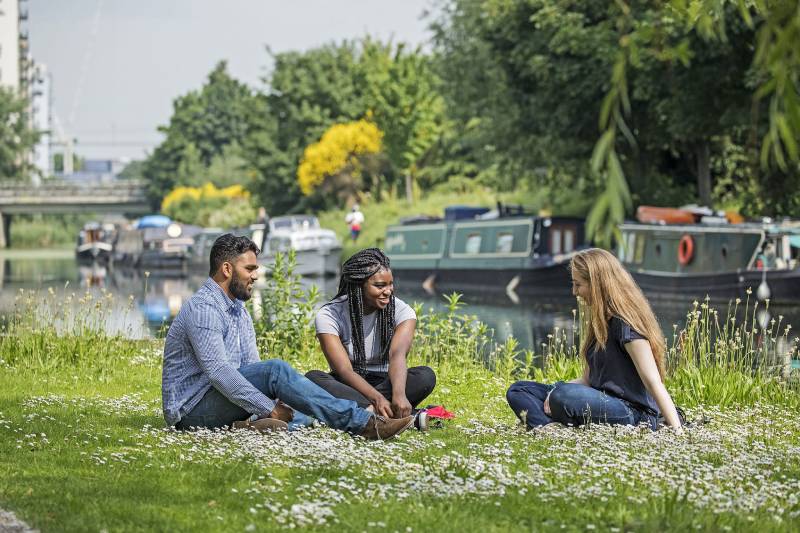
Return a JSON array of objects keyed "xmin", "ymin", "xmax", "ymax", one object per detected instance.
[{"xmin": 1, "ymin": 250, "xmax": 799, "ymax": 353}]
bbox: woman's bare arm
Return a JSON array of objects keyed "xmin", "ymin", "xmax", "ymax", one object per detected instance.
[{"xmin": 625, "ymin": 339, "xmax": 683, "ymax": 432}]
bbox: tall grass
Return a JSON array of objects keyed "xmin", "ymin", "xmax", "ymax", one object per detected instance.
[
  {"xmin": 1, "ymin": 263, "xmax": 798, "ymax": 410},
  {"xmin": 0, "ymin": 285, "xmax": 153, "ymax": 370}
]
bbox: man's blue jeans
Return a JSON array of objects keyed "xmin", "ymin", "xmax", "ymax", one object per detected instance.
[
  {"xmin": 177, "ymin": 360, "xmax": 372, "ymax": 433},
  {"xmin": 506, "ymin": 380, "xmax": 656, "ymax": 429}
]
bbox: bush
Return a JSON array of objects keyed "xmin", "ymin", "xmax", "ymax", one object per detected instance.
[{"xmin": 161, "ymin": 182, "xmax": 256, "ymax": 227}]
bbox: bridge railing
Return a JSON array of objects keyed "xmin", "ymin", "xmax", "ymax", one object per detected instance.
[{"xmin": 0, "ymin": 180, "xmax": 148, "ymax": 199}]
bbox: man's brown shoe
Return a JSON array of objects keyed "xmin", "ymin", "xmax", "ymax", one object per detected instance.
[
  {"xmin": 358, "ymin": 415, "xmax": 414, "ymax": 441},
  {"xmin": 232, "ymin": 417, "xmax": 288, "ymax": 433}
]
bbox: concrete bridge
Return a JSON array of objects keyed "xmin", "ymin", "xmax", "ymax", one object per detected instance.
[{"xmin": 0, "ymin": 180, "xmax": 151, "ymax": 248}]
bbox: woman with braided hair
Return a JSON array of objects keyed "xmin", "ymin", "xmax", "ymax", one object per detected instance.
[{"xmin": 306, "ymin": 248, "xmax": 436, "ymax": 426}]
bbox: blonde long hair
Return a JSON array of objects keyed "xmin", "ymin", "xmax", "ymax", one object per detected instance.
[{"xmin": 570, "ymin": 248, "xmax": 667, "ymax": 380}]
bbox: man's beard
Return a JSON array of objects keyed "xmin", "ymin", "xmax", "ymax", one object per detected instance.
[{"xmin": 229, "ymin": 272, "xmax": 252, "ymax": 301}]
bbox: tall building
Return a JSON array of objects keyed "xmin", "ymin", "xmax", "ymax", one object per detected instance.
[
  {"xmin": 0, "ymin": 0, "xmax": 21, "ymax": 91},
  {"xmin": 30, "ymin": 62, "xmax": 51, "ymax": 178}
]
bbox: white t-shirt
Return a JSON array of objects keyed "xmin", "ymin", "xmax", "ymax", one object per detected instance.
[
  {"xmin": 315, "ymin": 295, "xmax": 416, "ymax": 373},
  {"xmin": 345, "ymin": 211, "xmax": 365, "ymax": 228}
]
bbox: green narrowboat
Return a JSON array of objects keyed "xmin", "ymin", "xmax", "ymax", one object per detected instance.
[
  {"xmin": 385, "ymin": 206, "xmax": 586, "ymax": 300},
  {"xmin": 618, "ymin": 217, "xmax": 800, "ymax": 304}
]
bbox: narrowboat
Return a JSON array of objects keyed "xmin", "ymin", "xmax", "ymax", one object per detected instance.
[
  {"xmin": 619, "ymin": 207, "xmax": 800, "ymax": 304},
  {"xmin": 113, "ymin": 216, "xmax": 201, "ymax": 273},
  {"xmin": 384, "ymin": 205, "xmax": 587, "ymax": 301},
  {"xmin": 75, "ymin": 222, "xmax": 115, "ymax": 263}
]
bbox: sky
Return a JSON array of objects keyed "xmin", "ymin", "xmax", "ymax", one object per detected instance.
[{"xmin": 27, "ymin": 0, "xmax": 438, "ymax": 162}]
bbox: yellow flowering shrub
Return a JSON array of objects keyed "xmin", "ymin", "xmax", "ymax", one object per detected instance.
[
  {"xmin": 161, "ymin": 182, "xmax": 250, "ymax": 212},
  {"xmin": 297, "ymin": 119, "xmax": 383, "ymax": 195},
  {"xmin": 161, "ymin": 182, "xmax": 255, "ymax": 227}
]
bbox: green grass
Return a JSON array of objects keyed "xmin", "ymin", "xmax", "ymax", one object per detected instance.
[
  {"xmin": 8, "ymin": 214, "xmax": 95, "ymax": 249},
  {"xmin": 1, "ymin": 271, "xmax": 799, "ymax": 532}
]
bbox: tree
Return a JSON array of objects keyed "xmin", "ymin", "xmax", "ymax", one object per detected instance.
[
  {"xmin": 0, "ymin": 87, "xmax": 39, "ymax": 181},
  {"xmin": 362, "ymin": 41, "xmax": 446, "ymax": 203},
  {"xmin": 142, "ymin": 62, "xmax": 262, "ymax": 206},
  {"xmin": 590, "ymin": 0, "xmax": 800, "ymax": 243},
  {"xmin": 433, "ymin": 0, "xmax": 794, "ymax": 244},
  {"xmin": 117, "ymin": 159, "xmax": 145, "ymax": 180},
  {"xmin": 247, "ymin": 43, "xmax": 373, "ymax": 214},
  {"xmin": 297, "ymin": 119, "xmax": 384, "ymax": 204},
  {"xmin": 249, "ymin": 39, "xmax": 447, "ymax": 213}
]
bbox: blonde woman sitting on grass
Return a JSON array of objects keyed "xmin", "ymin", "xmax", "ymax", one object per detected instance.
[{"xmin": 506, "ymin": 248, "xmax": 683, "ymax": 432}]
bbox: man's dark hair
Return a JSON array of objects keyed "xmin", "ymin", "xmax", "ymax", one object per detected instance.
[
  {"xmin": 329, "ymin": 248, "xmax": 394, "ymax": 376},
  {"xmin": 209, "ymin": 233, "xmax": 260, "ymax": 276}
]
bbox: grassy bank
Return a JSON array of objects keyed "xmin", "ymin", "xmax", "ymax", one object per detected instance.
[
  {"xmin": 1, "ymin": 271, "xmax": 799, "ymax": 532},
  {"xmin": 8, "ymin": 214, "xmax": 95, "ymax": 249}
]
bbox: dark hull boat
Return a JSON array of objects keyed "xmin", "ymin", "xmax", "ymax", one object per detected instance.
[
  {"xmin": 619, "ymin": 214, "xmax": 800, "ymax": 305},
  {"xmin": 385, "ymin": 206, "xmax": 587, "ymax": 302},
  {"xmin": 76, "ymin": 222, "xmax": 114, "ymax": 263}
]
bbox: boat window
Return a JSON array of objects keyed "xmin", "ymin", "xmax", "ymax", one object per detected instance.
[
  {"xmin": 563, "ymin": 230, "xmax": 575, "ymax": 253},
  {"xmin": 551, "ymin": 229, "xmax": 562, "ymax": 254},
  {"xmin": 634, "ymin": 233, "xmax": 645, "ymax": 264},
  {"xmin": 625, "ymin": 232, "xmax": 636, "ymax": 263},
  {"xmin": 496, "ymin": 233, "xmax": 514, "ymax": 253},
  {"xmin": 617, "ymin": 233, "xmax": 627, "ymax": 260},
  {"xmin": 654, "ymin": 243, "xmax": 662, "ymax": 257},
  {"xmin": 465, "ymin": 233, "xmax": 482, "ymax": 254},
  {"xmin": 721, "ymin": 244, "xmax": 728, "ymax": 259}
]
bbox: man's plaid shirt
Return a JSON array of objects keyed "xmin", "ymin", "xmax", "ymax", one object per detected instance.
[{"xmin": 161, "ymin": 277, "xmax": 276, "ymax": 426}]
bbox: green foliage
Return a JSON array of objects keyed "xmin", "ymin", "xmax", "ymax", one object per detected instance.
[
  {"xmin": 249, "ymin": 39, "xmax": 446, "ymax": 212},
  {"xmin": 9, "ymin": 214, "xmax": 93, "ymax": 249},
  {"xmin": 0, "ymin": 87, "xmax": 39, "ymax": 181},
  {"xmin": 52, "ymin": 153, "xmax": 84, "ymax": 174},
  {"xmin": 252, "ymin": 252, "xmax": 323, "ymax": 369},
  {"xmin": 117, "ymin": 159, "xmax": 145, "ymax": 181},
  {"xmin": 142, "ymin": 62, "xmax": 263, "ymax": 207},
  {"xmin": 361, "ymin": 40, "xmax": 446, "ymax": 200},
  {"xmin": 0, "ymin": 287, "xmax": 153, "ymax": 370}
]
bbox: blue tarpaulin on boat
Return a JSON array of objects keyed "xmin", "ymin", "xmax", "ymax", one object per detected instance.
[
  {"xmin": 790, "ymin": 236, "xmax": 800, "ymax": 248},
  {"xmin": 444, "ymin": 206, "xmax": 490, "ymax": 221},
  {"xmin": 134, "ymin": 215, "xmax": 172, "ymax": 229}
]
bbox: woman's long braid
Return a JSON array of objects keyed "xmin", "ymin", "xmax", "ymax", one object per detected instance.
[{"xmin": 333, "ymin": 248, "xmax": 395, "ymax": 376}]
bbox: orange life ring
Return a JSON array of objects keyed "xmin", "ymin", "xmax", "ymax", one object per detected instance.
[{"xmin": 678, "ymin": 234, "xmax": 694, "ymax": 266}]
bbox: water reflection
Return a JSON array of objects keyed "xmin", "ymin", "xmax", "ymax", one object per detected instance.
[{"xmin": 1, "ymin": 251, "xmax": 799, "ymax": 351}]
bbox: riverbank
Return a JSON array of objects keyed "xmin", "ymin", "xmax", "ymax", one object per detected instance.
[{"xmin": 0, "ymin": 276, "xmax": 798, "ymax": 532}]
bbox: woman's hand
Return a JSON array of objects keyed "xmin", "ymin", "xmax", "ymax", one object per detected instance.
[
  {"xmin": 391, "ymin": 395, "xmax": 412, "ymax": 418},
  {"xmin": 372, "ymin": 395, "xmax": 394, "ymax": 418},
  {"xmin": 543, "ymin": 392, "xmax": 552, "ymax": 416}
]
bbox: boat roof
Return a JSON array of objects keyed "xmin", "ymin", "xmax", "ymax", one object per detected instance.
[{"xmin": 619, "ymin": 220, "xmax": 800, "ymax": 236}]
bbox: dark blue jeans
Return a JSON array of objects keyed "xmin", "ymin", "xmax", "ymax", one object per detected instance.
[
  {"xmin": 178, "ymin": 360, "xmax": 371, "ymax": 433},
  {"xmin": 506, "ymin": 380, "xmax": 656, "ymax": 429}
]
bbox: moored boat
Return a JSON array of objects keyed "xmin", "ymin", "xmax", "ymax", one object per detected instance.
[
  {"xmin": 113, "ymin": 216, "xmax": 201, "ymax": 273},
  {"xmin": 619, "ymin": 210, "xmax": 800, "ymax": 304},
  {"xmin": 76, "ymin": 222, "xmax": 115, "ymax": 263},
  {"xmin": 384, "ymin": 205, "xmax": 587, "ymax": 301},
  {"xmin": 259, "ymin": 215, "xmax": 342, "ymax": 277}
]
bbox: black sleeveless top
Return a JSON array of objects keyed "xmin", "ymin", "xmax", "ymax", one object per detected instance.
[{"xmin": 586, "ymin": 317, "xmax": 660, "ymax": 415}]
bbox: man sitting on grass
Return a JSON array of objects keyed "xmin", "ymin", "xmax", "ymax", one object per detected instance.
[{"xmin": 161, "ymin": 233, "xmax": 413, "ymax": 440}]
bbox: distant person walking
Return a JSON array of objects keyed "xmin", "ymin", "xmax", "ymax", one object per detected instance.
[{"xmin": 345, "ymin": 204, "xmax": 365, "ymax": 241}]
